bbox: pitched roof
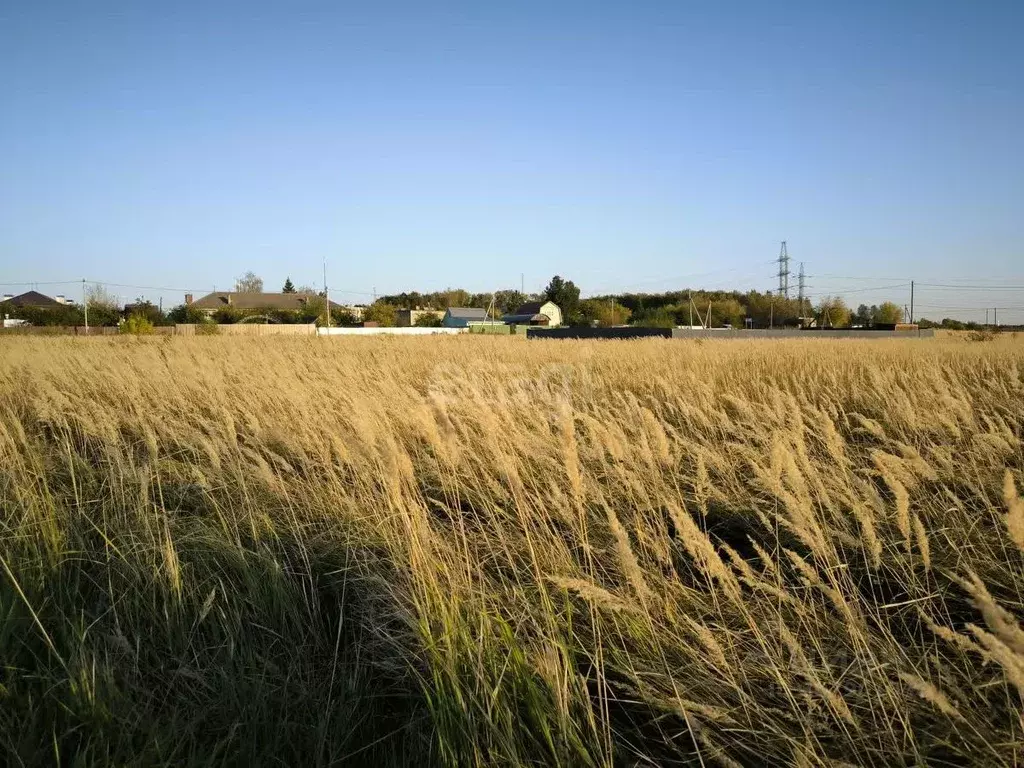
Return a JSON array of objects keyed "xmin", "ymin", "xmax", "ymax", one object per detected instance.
[
  {"xmin": 445, "ymin": 307, "xmax": 489, "ymax": 320},
  {"xmin": 190, "ymin": 292, "xmax": 338, "ymax": 311},
  {"xmin": 513, "ymin": 301, "xmax": 547, "ymax": 315},
  {"xmin": 503, "ymin": 313, "xmax": 549, "ymax": 323},
  {"xmin": 1, "ymin": 290, "xmax": 62, "ymax": 308}
]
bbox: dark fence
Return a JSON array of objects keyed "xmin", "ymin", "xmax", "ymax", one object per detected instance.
[{"xmin": 527, "ymin": 327, "xmax": 673, "ymax": 340}]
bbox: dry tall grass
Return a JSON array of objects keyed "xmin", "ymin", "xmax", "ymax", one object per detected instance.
[{"xmin": 1, "ymin": 335, "xmax": 1022, "ymax": 766}]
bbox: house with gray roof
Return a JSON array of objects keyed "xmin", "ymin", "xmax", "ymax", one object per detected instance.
[
  {"xmin": 442, "ymin": 307, "xmax": 490, "ymax": 327},
  {"xmin": 188, "ymin": 291, "xmax": 339, "ymax": 316}
]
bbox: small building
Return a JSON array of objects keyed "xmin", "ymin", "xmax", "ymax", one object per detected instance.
[
  {"xmin": 1, "ymin": 290, "xmax": 64, "ymax": 309},
  {"xmin": 442, "ymin": 307, "xmax": 489, "ymax": 327},
  {"xmin": 503, "ymin": 300, "xmax": 562, "ymax": 327},
  {"xmin": 397, "ymin": 308, "xmax": 444, "ymax": 327}
]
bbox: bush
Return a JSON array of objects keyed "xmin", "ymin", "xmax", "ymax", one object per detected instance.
[
  {"xmin": 195, "ymin": 322, "xmax": 220, "ymax": 335},
  {"xmin": 120, "ymin": 314, "xmax": 155, "ymax": 335},
  {"xmin": 414, "ymin": 313, "xmax": 443, "ymax": 327}
]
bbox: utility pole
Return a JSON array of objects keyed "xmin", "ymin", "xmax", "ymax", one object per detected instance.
[
  {"xmin": 521, "ymin": 273, "xmax": 524, "ymax": 295},
  {"xmin": 986, "ymin": 308, "xmax": 990, "ymax": 326},
  {"xmin": 909, "ymin": 280, "xmax": 914, "ymax": 324},
  {"xmin": 323, "ymin": 257, "xmax": 330, "ymax": 329},
  {"xmin": 777, "ymin": 241, "xmax": 791, "ymax": 299},
  {"xmin": 82, "ymin": 278, "xmax": 89, "ymax": 333},
  {"xmin": 994, "ymin": 307, "xmax": 998, "ymax": 328},
  {"xmin": 688, "ymin": 290, "xmax": 693, "ymax": 328}
]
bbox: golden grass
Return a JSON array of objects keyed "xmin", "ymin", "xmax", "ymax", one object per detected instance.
[{"xmin": 0, "ymin": 334, "xmax": 1022, "ymax": 766}]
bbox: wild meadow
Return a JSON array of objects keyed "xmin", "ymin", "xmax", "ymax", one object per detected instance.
[{"xmin": 0, "ymin": 334, "xmax": 1022, "ymax": 766}]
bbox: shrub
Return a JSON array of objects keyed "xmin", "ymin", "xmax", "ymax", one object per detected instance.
[{"xmin": 120, "ymin": 314, "xmax": 155, "ymax": 335}]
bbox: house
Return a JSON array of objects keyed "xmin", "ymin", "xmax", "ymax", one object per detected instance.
[
  {"xmin": 397, "ymin": 308, "xmax": 444, "ymax": 327},
  {"xmin": 1, "ymin": 290, "xmax": 65, "ymax": 309},
  {"xmin": 442, "ymin": 307, "xmax": 489, "ymax": 327},
  {"xmin": 503, "ymin": 300, "xmax": 562, "ymax": 327},
  {"xmin": 188, "ymin": 291, "xmax": 338, "ymax": 317}
]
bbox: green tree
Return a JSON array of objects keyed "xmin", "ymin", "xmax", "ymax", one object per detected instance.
[
  {"xmin": 120, "ymin": 314, "xmax": 155, "ymax": 335},
  {"xmin": 282, "ymin": 277, "xmax": 296, "ymax": 293},
  {"xmin": 213, "ymin": 307, "xmax": 241, "ymax": 324},
  {"xmin": 330, "ymin": 307, "xmax": 360, "ymax": 326},
  {"xmin": 363, "ymin": 301, "xmax": 397, "ymax": 326},
  {"xmin": 123, "ymin": 299, "xmax": 168, "ymax": 326},
  {"xmin": 298, "ymin": 295, "xmax": 327, "ymax": 325},
  {"xmin": 438, "ymin": 288, "xmax": 472, "ymax": 309},
  {"xmin": 493, "ymin": 289, "xmax": 526, "ymax": 316},
  {"xmin": 168, "ymin": 303, "xmax": 211, "ymax": 324},
  {"xmin": 544, "ymin": 275, "xmax": 582, "ymax": 325},
  {"xmin": 580, "ymin": 299, "xmax": 632, "ymax": 327},
  {"xmin": 815, "ymin": 296, "xmax": 852, "ymax": 328},
  {"xmin": 633, "ymin": 307, "xmax": 676, "ymax": 328},
  {"xmin": 707, "ymin": 298, "xmax": 745, "ymax": 328},
  {"xmin": 875, "ymin": 301, "xmax": 904, "ymax": 325},
  {"xmin": 414, "ymin": 313, "xmax": 443, "ymax": 327}
]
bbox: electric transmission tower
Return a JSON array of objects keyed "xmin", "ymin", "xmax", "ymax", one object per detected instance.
[
  {"xmin": 797, "ymin": 262, "xmax": 806, "ymax": 316},
  {"xmin": 777, "ymin": 241, "xmax": 791, "ymax": 299}
]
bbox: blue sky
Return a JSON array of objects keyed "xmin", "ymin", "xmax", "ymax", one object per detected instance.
[{"xmin": 1, "ymin": 1, "xmax": 1022, "ymax": 321}]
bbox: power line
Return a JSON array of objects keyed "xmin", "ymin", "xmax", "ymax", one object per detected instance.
[
  {"xmin": 0, "ymin": 279, "xmax": 81, "ymax": 287},
  {"xmin": 915, "ymin": 282, "xmax": 1024, "ymax": 291}
]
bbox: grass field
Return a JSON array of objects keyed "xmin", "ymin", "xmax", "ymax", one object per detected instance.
[{"xmin": 1, "ymin": 335, "xmax": 1023, "ymax": 766}]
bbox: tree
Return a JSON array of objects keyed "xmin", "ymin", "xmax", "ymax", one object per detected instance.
[
  {"xmin": 580, "ymin": 299, "xmax": 632, "ymax": 327},
  {"xmin": 330, "ymin": 306, "xmax": 360, "ymax": 326},
  {"xmin": 633, "ymin": 307, "xmax": 675, "ymax": 328},
  {"xmin": 853, "ymin": 304, "xmax": 872, "ymax": 326},
  {"xmin": 875, "ymin": 301, "xmax": 904, "ymax": 325},
  {"xmin": 298, "ymin": 295, "xmax": 327, "ymax": 325},
  {"xmin": 438, "ymin": 288, "xmax": 471, "ymax": 309},
  {"xmin": 707, "ymin": 298, "xmax": 745, "ymax": 328},
  {"xmin": 85, "ymin": 283, "xmax": 117, "ymax": 308},
  {"xmin": 282, "ymin": 277, "xmax": 296, "ymax": 293},
  {"xmin": 815, "ymin": 296, "xmax": 852, "ymax": 328},
  {"xmin": 414, "ymin": 313, "xmax": 443, "ymax": 327},
  {"xmin": 123, "ymin": 298, "xmax": 168, "ymax": 326},
  {"xmin": 493, "ymin": 289, "xmax": 526, "ymax": 316},
  {"xmin": 362, "ymin": 301, "xmax": 397, "ymax": 326},
  {"xmin": 235, "ymin": 272, "xmax": 264, "ymax": 293},
  {"xmin": 544, "ymin": 275, "xmax": 582, "ymax": 325},
  {"xmin": 167, "ymin": 303, "xmax": 210, "ymax": 324}
]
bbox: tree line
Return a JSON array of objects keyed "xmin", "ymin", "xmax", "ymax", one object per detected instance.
[{"xmin": 1, "ymin": 272, "xmax": 992, "ymax": 330}]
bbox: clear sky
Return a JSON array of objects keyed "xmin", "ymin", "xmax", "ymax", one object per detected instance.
[{"xmin": 1, "ymin": 1, "xmax": 1022, "ymax": 321}]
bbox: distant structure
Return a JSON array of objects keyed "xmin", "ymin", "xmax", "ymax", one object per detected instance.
[
  {"xmin": 797, "ymin": 262, "xmax": 807, "ymax": 317},
  {"xmin": 777, "ymin": 241, "xmax": 791, "ymax": 299},
  {"xmin": 397, "ymin": 308, "xmax": 444, "ymax": 327},
  {"xmin": 189, "ymin": 291, "xmax": 337, "ymax": 316},
  {"xmin": 502, "ymin": 301, "xmax": 562, "ymax": 327},
  {"xmin": 1, "ymin": 290, "xmax": 67, "ymax": 309},
  {"xmin": 442, "ymin": 307, "xmax": 489, "ymax": 327}
]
